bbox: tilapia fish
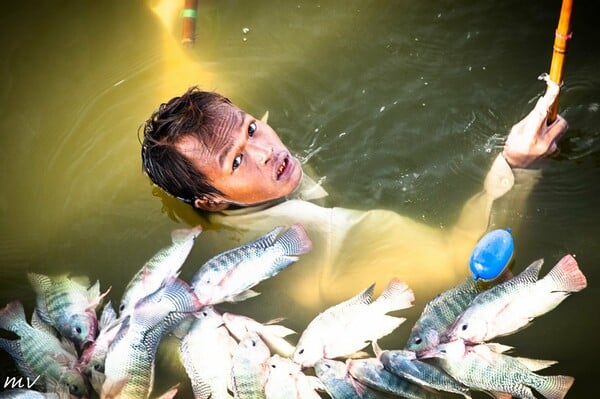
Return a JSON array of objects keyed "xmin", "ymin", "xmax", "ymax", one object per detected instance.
[
  {"xmin": 264, "ymin": 355, "xmax": 322, "ymax": 399},
  {"xmin": 119, "ymin": 226, "xmax": 201, "ymax": 316},
  {"xmin": 377, "ymin": 347, "xmax": 471, "ymax": 398},
  {"xmin": 293, "ymin": 278, "xmax": 414, "ymax": 367},
  {"xmin": 447, "ymin": 255, "xmax": 587, "ymax": 343},
  {"xmin": 314, "ymin": 359, "xmax": 388, "ymax": 399},
  {"xmin": 27, "ymin": 272, "xmax": 109, "ymax": 348},
  {"xmin": 0, "ymin": 301, "xmax": 88, "ymax": 398},
  {"xmin": 347, "ymin": 357, "xmax": 441, "ymax": 399},
  {"xmin": 179, "ymin": 306, "xmax": 237, "ymax": 399},
  {"xmin": 230, "ymin": 332, "xmax": 271, "ymax": 399},
  {"xmin": 429, "ymin": 339, "xmax": 574, "ymax": 399},
  {"xmin": 405, "ymin": 277, "xmax": 479, "ymax": 355},
  {"xmin": 191, "ymin": 224, "xmax": 312, "ymax": 306},
  {"xmin": 102, "ymin": 277, "xmax": 201, "ymax": 399}
]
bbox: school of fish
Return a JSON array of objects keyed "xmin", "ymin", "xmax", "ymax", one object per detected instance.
[{"xmin": 0, "ymin": 223, "xmax": 587, "ymax": 399}]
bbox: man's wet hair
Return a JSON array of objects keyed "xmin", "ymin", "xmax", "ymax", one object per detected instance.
[{"xmin": 141, "ymin": 87, "xmax": 230, "ymax": 205}]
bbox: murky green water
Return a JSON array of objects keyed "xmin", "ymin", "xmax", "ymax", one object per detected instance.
[{"xmin": 0, "ymin": 0, "xmax": 598, "ymax": 397}]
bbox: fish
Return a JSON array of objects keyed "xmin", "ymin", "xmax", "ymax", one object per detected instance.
[
  {"xmin": 447, "ymin": 255, "xmax": 587, "ymax": 344},
  {"xmin": 27, "ymin": 272, "xmax": 109, "ymax": 348},
  {"xmin": 375, "ymin": 345, "xmax": 471, "ymax": 398},
  {"xmin": 190, "ymin": 224, "xmax": 312, "ymax": 306},
  {"xmin": 230, "ymin": 332, "xmax": 271, "ymax": 399},
  {"xmin": 264, "ymin": 355, "xmax": 323, "ymax": 399},
  {"xmin": 0, "ymin": 390, "xmax": 64, "ymax": 399},
  {"xmin": 222, "ymin": 312, "xmax": 296, "ymax": 357},
  {"xmin": 102, "ymin": 277, "xmax": 201, "ymax": 399},
  {"xmin": 78, "ymin": 301, "xmax": 122, "ymax": 391},
  {"xmin": 0, "ymin": 301, "xmax": 88, "ymax": 398},
  {"xmin": 179, "ymin": 306, "xmax": 237, "ymax": 399},
  {"xmin": 313, "ymin": 358, "xmax": 389, "ymax": 399},
  {"xmin": 426, "ymin": 339, "xmax": 574, "ymax": 399},
  {"xmin": 293, "ymin": 278, "xmax": 414, "ymax": 367},
  {"xmin": 405, "ymin": 277, "xmax": 479, "ymax": 355},
  {"xmin": 119, "ymin": 226, "xmax": 201, "ymax": 316},
  {"xmin": 347, "ymin": 357, "xmax": 441, "ymax": 399}
]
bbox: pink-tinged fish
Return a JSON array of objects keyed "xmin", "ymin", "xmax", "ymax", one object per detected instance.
[
  {"xmin": 314, "ymin": 358, "xmax": 389, "ymax": 399},
  {"xmin": 179, "ymin": 306, "xmax": 237, "ymax": 399},
  {"xmin": 230, "ymin": 332, "xmax": 271, "ymax": 399},
  {"xmin": 293, "ymin": 278, "xmax": 414, "ymax": 368},
  {"xmin": 264, "ymin": 354, "xmax": 323, "ymax": 399},
  {"xmin": 119, "ymin": 226, "xmax": 201, "ymax": 316},
  {"xmin": 27, "ymin": 272, "xmax": 109, "ymax": 348},
  {"xmin": 191, "ymin": 224, "xmax": 312, "ymax": 306},
  {"xmin": 448, "ymin": 254, "xmax": 587, "ymax": 343},
  {"xmin": 0, "ymin": 301, "xmax": 89, "ymax": 398},
  {"xmin": 425, "ymin": 339, "xmax": 574, "ymax": 399},
  {"xmin": 222, "ymin": 312, "xmax": 296, "ymax": 358}
]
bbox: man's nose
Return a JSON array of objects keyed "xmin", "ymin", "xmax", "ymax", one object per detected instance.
[{"xmin": 247, "ymin": 141, "xmax": 273, "ymax": 164}]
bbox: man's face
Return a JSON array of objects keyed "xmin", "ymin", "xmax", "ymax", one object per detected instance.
[{"xmin": 176, "ymin": 103, "xmax": 302, "ymax": 209}]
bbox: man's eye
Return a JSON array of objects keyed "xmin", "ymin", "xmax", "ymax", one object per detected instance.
[
  {"xmin": 248, "ymin": 122, "xmax": 257, "ymax": 137},
  {"xmin": 233, "ymin": 154, "xmax": 243, "ymax": 170}
]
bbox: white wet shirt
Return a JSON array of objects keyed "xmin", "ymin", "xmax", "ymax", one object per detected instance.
[{"xmin": 203, "ymin": 154, "xmax": 538, "ymax": 313}]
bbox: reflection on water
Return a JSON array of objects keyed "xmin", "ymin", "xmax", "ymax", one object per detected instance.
[{"xmin": 0, "ymin": 0, "xmax": 598, "ymax": 397}]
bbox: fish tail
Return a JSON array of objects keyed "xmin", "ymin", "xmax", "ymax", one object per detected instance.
[
  {"xmin": 0, "ymin": 300, "xmax": 27, "ymax": 333},
  {"xmin": 534, "ymin": 374, "xmax": 574, "ymax": 399},
  {"xmin": 276, "ymin": 223, "xmax": 312, "ymax": 256},
  {"xmin": 164, "ymin": 277, "xmax": 203, "ymax": 313},
  {"xmin": 371, "ymin": 278, "xmax": 415, "ymax": 313},
  {"xmin": 545, "ymin": 255, "xmax": 587, "ymax": 293}
]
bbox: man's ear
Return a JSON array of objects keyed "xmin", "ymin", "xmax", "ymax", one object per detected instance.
[{"xmin": 193, "ymin": 196, "xmax": 230, "ymax": 211}]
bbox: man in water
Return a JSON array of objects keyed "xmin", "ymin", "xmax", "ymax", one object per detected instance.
[{"xmin": 140, "ymin": 79, "xmax": 567, "ymax": 312}]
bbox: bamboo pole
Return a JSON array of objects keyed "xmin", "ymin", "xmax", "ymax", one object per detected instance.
[
  {"xmin": 547, "ymin": 0, "xmax": 573, "ymax": 124},
  {"xmin": 182, "ymin": 0, "xmax": 199, "ymax": 47}
]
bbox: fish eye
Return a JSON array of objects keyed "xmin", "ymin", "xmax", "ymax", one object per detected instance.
[
  {"xmin": 233, "ymin": 154, "xmax": 243, "ymax": 171},
  {"xmin": 414, "ymin": 337, "xmax": 422, "ymax": 345},
  {"xmin": 202, "ymin": 311, "xmax": 208, "ymax": 317},
  {"xmin": 119, "ymin": 304, "xmax": 125, "ymax": 312},
  {"xmin": 75, "ymin": 326, "xmax": 82, "ymax": 334},
  {"xmin": 248, "ymin": 121, "xmax": 257, "ymax": 137},
  {"xmin": 298, "ymin": 348, "xmax": 304, "ymax": 355},
  {"xmin": 461, "ymin": 324, "xmax": 468, "ymax": 331},
  {"xmin": 93, "ymin": 363, "xmax": 101, "ymax": 371}
]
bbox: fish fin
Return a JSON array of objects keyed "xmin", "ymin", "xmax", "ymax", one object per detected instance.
[
  {"xmin": 545, "ymin": 254, "xmax": 587, "ymax": 293},
  {"xmin": 154, "ymin": 384, "xmax": 180, "ymax": 399},
  {"xmin": 225, "ymin": 289, "xmax": 261, "ymax": 303},
  {"xmin": 260, "ymin": 110, "xmax": 269, "ymax": 123},
  {"xmin": 260, "ymin": 323, "xmax": 296, "ymax": 338},
  {"xmin": 347, "ymin": 284, "xmax": 376, "ymax": 307},
  {"xmin": 170, "ymin": 225, "xmax": 202, "ymax": 244},
  {"xmin": 0, "ymin": 300, "xmax": 27, "ymax": 332},
  {"xmin": 86, "ymin": 285, "xmax": 112, "ymax": 312},
  {"xmin": 69, "ymin": 274, "xmax": 92, "ymax": 288},
  {"xmin": 514, "ymin": 356, "xmax": 558, "ymax": 371},
  {"xmin": 535, "ymin": 375, "xmax": 574, "ymax": 399},
  {"xmin": 345, "ymin": 350, "xmax": 370, "ymax": 359},
  {"xmin": 99, "ymin": 301, "xmax": 118, "ymax": 330},
  {"xmin": 371, "ymin": 277, "xmax": 414, "ymax": 313},
  {"xmin": 276, "ymin": 223, "xmax": 313, "ymax": 256},
  {"xmin": 90, "ymin": 369, "xmax": 106, "ymax": 397},
  {"xmin": 30, "ymin": 308, "xmax": 58, "ymax": 336},
  {"xmin": 306, "ymin": 375, "xmax": 326, "ymax": 392},
  {"xmin": 26, "ymin": 273, "xmax": 53, "ymax": 323},
  {"xmin": 485, "ymin": 391, "xmax": 512, "ymax": 399},
  {"xmin": 59, "ymin": 337, "xmax": 79, "ymax": 359},
  {"xmin": 483, "ymin": 342, "xmax": 513, "ymax": 354},
  {"xmin": 371, "ymin": 340, "xmax": 383, "ymax": 358},
  {"xmin": 519, "ymin": 258, "xmax": 545, "ymax": 282},
  {"xmin": 101, "ymin": 376, "xmax": 129, "ymax": 399}
]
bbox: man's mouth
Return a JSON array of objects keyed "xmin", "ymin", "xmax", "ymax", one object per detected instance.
[{"xmin": 276, "ymin": 157, "xmax": 289, "ymax": 180}]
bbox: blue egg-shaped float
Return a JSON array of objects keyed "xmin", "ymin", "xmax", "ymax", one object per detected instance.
[{"xmin": 469, "ymin": 228, "xmax": 514, "ymax": 281}]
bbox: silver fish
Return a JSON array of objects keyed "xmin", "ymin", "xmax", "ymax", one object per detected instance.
[
  {"xmin": 230, "ymin": 332, "xmax": 271, "ymax": 399},
  {"xmin": 27, "ymin": 273, "xmax": 109, "ymax": 348},
  {"xmin": 102, "ymin": 277, "xmax": 201, "ymax": 399},
  {"xmin": 0, "ymin": 301, "xmax": 88, "ymax": 398},
  {"xmin": 314, "ymin": 359, "xmax": 389, "ymax": 399},
  {"xmin": 264, "ymin": 355, "xmax": 322, "ymax": 399},
  {"xmin": 427, "ymin": 339, "xmax": 574, "ymax": 399},
  {"xmin": 191, "ymin": 224, "xmax": 312, "ymax": 306},
  {"xmin": 377, "ymin": 348, "xmax": 471, "ymax": 398},
  {"xmin": 293, "ymin": 278, "xmax": 414, "ymax": 367},
  {"xmin": 119, "ymin": 226, "xmax": 201, "ymax": 316},
  {"xmin": 448, "ymin": 255, "xmax": 586, "ymax": 344},
  {"xmin": 405, "ymin": 277, "xmax": 479, "ymax": 354},
  {"xmin": 179, "ymin": 306, "xmax": 236, "ymax": 399},
  {"xmin": 222, "ymin": 312, "xmax": 296, "ymax": 358},
  {"xmin": 347, "ymin": 357, "xmax": 440, "ymax": 399}
]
